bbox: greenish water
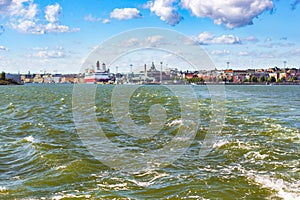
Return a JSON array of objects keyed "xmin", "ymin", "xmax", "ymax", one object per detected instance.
[{"xmin": 0, "ymin": 84, "xmax": 299, "ymax": 199}]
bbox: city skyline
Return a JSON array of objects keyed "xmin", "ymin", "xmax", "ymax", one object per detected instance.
[{"xmin": 1, "ymin": 0, "xmax": 300, "ymax": 73}]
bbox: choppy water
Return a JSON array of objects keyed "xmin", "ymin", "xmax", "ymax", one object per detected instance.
[{"xmin": 0, "ymin": 84, "xmax": 299, "ymax": 199}]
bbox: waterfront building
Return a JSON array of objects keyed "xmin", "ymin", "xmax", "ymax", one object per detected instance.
[
  {"xmin": 6, "ymin": 73, "xmax": 22, "ymax": 84},
  {"xmin": 232, "ymin": 70, "xmax": 247, "ymax": 83},
  {"xmin": 147, "ymin": 62, "xmax": 165, "ymax": 83},
  {"xmin": 52, "ymin": 74, "xmax": 62, "ymax": 83},
  {"xmin": 33, "ymin": 74, "xmax": 44, "ymax": 83},
  {"xmin": 43, "ymin": 74, "xmax": 53, "ymax": 83},
  {"xmin": 61, "ymin": 74, "xmax": 78, "ymax": 83}
]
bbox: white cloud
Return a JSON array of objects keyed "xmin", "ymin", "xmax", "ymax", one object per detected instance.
[
  {"xmin": 260, "ymin": 37, "xmax": 295, "ymax": 48},
  {"xmin": 282, "ymin": 49, "xmax": 300, "ymax": 57},
  {"xmin": 0, "ymin": 0, "xmax": 12, "ymax": 14},
  {"xmin": 148, "ymin": 0, "xmax": 183, "ymax": 26},
  {"xmin": 84, "ymin": 14, "xmax": 102, "ymax": 22},
  {"xmin": 45, "ymin": 3, "xmax": 61, "ymax": 23},
  {"xmin": 43, "ymin": 3, "xmax": 79, "ymax": 33},
  {"xmin": 29, "ymin": 46, "xmax": 66, "ymax": 58},
  {"xmin": 243, "ymin": 36, "xmax": 259, "ymax": 43},
  {"xmin": 122, "ymin": 38, "xmax": 139, "ymax": 47},
  {"xmin": 196, "ymin": 31, "xmax": 214, "ymax": 43},
  {"xmin": 257, "ymin": 51, "xmax": 277, "ymax": 59},
  {"xmin": 10, "ymin": 19, "xmax": 45, "ymax": 34},
  {"xmin": 197, "ymin": 31, "xmax": 241, "ymax": 45},
  {"xmin": 55, "ymin": 46, "xmax": 64, "ymax": 50},
  {"xmin": 0, "ymin": 45, "xmax": 8, "ymax": 51},
  {"xmin": 120, "ymin": 35, "xmax": 166, "ymax": 47},
  {"xmin": 31, "ymin": 50, "xmax": 65, "ymax": 58},
  {"xmin": 102, "ymin": 18, "xmax": 110, "ymax": 24},
  {"xmin": 260, "ymin": 42, "xmax": 295, "ymax": 48},
  {"xmin": 265, "ymin": 37, "xmax": 272, "ymax": 42},
  {"xmin": 181, "ymin": 0, "xmax": 273, "ymax": 28},
  {"xmin": 45, "ymin": 23, "xmax": 78, "ymax": 33},
  {"xmin": 145, "ymin": 35, "xmax": 165, "ymax": 47},
  {"xmin": 84, "ymin": 14, "xmax": 110, "ymax": 24},
  {"xmin": 31, "ymin": 46, "xmax": 48, "ymax": 51},
  {"xmin": 238, "ymin": 51, "xmax": 250, "ymax": 56},
  {"xmin": 211, "ymin": 49, "xmax": 230, "ymax": 55},
  {"xmin": 110, "ymin": 8, "xmax": 141, "ymax": 20},
  {"xmin": 8, "ymin": 0, "xmax": 38, "ymax": 20},
  {"xmin": 0, "ymin": 1, "xmax": 79, "ymax": 34}
]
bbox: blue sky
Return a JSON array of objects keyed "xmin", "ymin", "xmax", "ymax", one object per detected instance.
[{"xmin": 0, "ymin": 0, "xmax": 300, "ymax": 73}]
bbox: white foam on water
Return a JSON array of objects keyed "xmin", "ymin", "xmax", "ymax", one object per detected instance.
[
  {"xmin": 186, "ymin": 196, "xmax": 210, "ymax": 200},
  {"xmin": 8, "ymin": 102, "xmax": 15, "ymax": 109},
  {"xmin": 166, "ymin": 119, "xmax": 183, "ymax": 127},
  {"xmin": 263, "ymin": 122, "xmax": 300, "ymax": 142},
  {"xmin": 23, "ymin": 135, "xmax": 35, "ymax": 143},
  {"xmin": 187, "ymin": 195, "xmax": 201, "ymax": 199},
  {"xmin": 127, "ymin": 179, "xmax": 152, "ymax": 187},
  {"xmin": 12, "ymin": 176, "xmax": 20, "ymax": 180},
  {"xmin": 253, "ymin": 174, "xmax": 300, "ymax": 200},
  {"xmin": 54, "ymin": 165, "xmax": 67, "ymax": 170},
  {"xmin": 235, "ymin": 166, "xmax": 300, "ymax": 200},
  {"xmin": 244, "ymin": 151, "xmax": 269, "ymax": 160},
  {"xmin": 234, "ymin": 165, "xmax": 300, "ymax": 200},
  {"xmin": 232, "ymin": 140, "xmax": 260, "ymax": 151},
  {"xmin": 132, "ymin": 169, "xmax": 156, "ymax": 177},
  {"xmin": 98, "ymin": 183, "xmax": 128, "ymax": 188},
  {"xmin": 212, "ymin": 139, "xmax": 230, "ymax": 148},
  {"xmin": 128, "ymin": 173, "xmax": 169, "ymax": 187},
  {"xmin": 0, "ymin": 186, "xmax": 7, "ymax": 192},
  {"xmin": 97, "ymin": 183, "xmax": 128, "ymax": 190},
  {"xmin": 52, "ymin": 194, "xmax": 91, "ymax": 200}
]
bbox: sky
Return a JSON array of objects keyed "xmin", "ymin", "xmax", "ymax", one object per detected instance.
[{"xmin": 0, "ymin": 0, "xmax": 300, "ymax": 73}]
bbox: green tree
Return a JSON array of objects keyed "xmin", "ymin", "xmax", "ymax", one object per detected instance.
[
  {"xmin": 277, "ymin": 77, "xmax": 285, "ymax": 83},
  {"xmin": 267, "ymin": 76, "xmax": 276, "ymax": 83},
  {"xmin": 0, "ymin": 71, "xmax": 6, "ymax": 80},
  {"xmin": 258, "ymin": 76, "xmax": 266, "ymax": 82},
  {"xmin": 187, "ymin": 77, "xmax": 203, "ymax": 83},
  {"xmin": 288, "ymin": 76, "xmax": 297, "ymax": 82},
  {"xmin": 217, "ymin": 77, "xmax": 223, "ymax": 82},
  {"xmin": 250, "ymin": 76, "xmax": 258, "ymax": 82}
]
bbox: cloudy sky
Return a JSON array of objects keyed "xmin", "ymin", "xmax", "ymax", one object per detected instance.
[{"xmin": 0, "ymin": 0, "xmax": 300, "ymax": 73}]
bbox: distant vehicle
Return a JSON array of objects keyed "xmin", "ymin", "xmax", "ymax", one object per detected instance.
[{"xmin": 84, "ymin": 61, "xmax": 111, "ymax": 84}]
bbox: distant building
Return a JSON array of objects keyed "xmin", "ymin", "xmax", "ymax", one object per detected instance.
[
  {"xmin": 52, "ymin": 74, "xmax": 62, "ymax": 83},
  {"xmin": 6, "ymin": 73, "xmax": 21, "ymax": 84},
  {"xmin": 21, "ymin": 72, "xmax": 34, "ymax": 83},
  {"xmin": 43, "ymin": 74, "xmax": 53, "ymax": 83},
  {"xmin": 147, "ymin": 62, "xmax": 165, "ymax": 82},
  {"xmin": 232, "ymin": 70, "xmax": 247, "ymax": 83},
  {"xmin": 62, "ymin": 74, "xmax": 77, "ymax": 83},
  {"xmin": 33, "ymin": 74, "xmax": 44, "ymax": 83}
]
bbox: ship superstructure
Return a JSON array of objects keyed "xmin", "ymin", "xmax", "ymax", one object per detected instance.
[{"xmin": 84, "ymin": 61, "xmax": 110, "ymax": 83}]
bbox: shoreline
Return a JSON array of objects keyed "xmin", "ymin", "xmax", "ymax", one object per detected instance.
[
  {"xmin": 207, "ymin": 82, "xmax": 300, "ymax": 85},
  {"xmin": 0, "ymin": 80, "xmax": 22, "ymax": 85},
  {"xmin": 17, "ymin": 81, "xmax": 300, "ymax": 86}
]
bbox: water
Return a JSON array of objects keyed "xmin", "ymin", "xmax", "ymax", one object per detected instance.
[{"xmin": 0, "ymin": 84, "xmax": 299, "ymax": 199}]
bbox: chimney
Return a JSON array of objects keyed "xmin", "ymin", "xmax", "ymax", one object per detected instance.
[
  {"xmin": 102, "ymin": 63, "xmax": 106, "ymax": 71},
  {"xmin": 144, "ymin": 64, "xmax": 147, "ymax": 79},
  {"xmin": 96, "ymin": 61, "xmax": 100, "ymax": 71}
]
